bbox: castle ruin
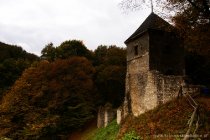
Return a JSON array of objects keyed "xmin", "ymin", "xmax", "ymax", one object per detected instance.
[
  {"xmin": 98, "ymin": 12, "xmax": 201, "ymax": 127},
  {"xmin": 118, "ymin": 12, "xmax": 185, "ymax": 119}
]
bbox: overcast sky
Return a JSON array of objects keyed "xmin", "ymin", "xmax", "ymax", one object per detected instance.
[{"xmin": 0, "ymin": 0, "xmax": 150, "ymax": 56}]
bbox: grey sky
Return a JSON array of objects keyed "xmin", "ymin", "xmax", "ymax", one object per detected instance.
[{"xmin": 0, "ymin": 0, "xmax": 150, "ymax": 55}]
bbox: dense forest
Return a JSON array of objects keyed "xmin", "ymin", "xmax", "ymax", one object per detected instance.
[
  {"xmin": 0, "ymin": 40, "xmax": 126, "ymax": 139},
  {"xmin": 0, "ymin": 42, "xmax": 38, "ymax": 98}
]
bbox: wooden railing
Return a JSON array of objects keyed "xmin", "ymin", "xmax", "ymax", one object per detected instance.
[{"xmin": 179, "ymin": 86, "xmax": 200, "ymax": 140}]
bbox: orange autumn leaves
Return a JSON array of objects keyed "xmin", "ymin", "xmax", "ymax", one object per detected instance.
[{"xmin": 0, "ymin": 57, "xmax": 97, "ymax": 138}]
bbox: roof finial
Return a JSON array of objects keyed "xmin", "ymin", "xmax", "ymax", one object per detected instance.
[{"xmin": 150, "ymin": 0, "xmax": 154, "ymax": 13}]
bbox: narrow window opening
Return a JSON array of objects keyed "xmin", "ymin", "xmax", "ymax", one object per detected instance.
[
  {"xmin": 134, "ymin": 45, "xmax": 138, "ymax": 55},
  {"xmin": 163, "ymin": 45, "xmax": 171, "ymax": 54}
]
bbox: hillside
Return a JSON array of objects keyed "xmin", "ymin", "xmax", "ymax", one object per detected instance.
[
  {"xmin": 0, "ymin": 42, "xmax": 38, "ymax": 61},
  {"xmin": 87, "ymin": 95, "xmax": 210, "ymax": 140},
  {"xmin": 0, "ymin": 41, "xmax": 38, "ymax": 96},
  {"xmin": 117, "ymin": 95, "xmax": 210, "ymax": 139}
]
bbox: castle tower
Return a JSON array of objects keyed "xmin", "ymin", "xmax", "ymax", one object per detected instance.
[{"xmin": 124, "ymin": 13, "xmax": 185, "ymax": 116}]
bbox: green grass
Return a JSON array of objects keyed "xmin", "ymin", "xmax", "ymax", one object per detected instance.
[
  {"xmin": 84, "ymin": 97, "xmax": 210, "ymax": 140},
  {"xmin": 89, "ymin": 120, "xmax": 119, "ymax": 140},
  {"xmin": 122, "ymin": 130, "xmax": 142, "ymax": 140}
]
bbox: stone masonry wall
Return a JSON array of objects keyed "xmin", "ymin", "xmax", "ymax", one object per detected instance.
[
  {"xmin": 97, "ymin": 105, "xmax": 116, "ymax": 128},
  {"xmin": 97, "ymin": 106, "xmax": 105, "ymax": 128},
  {"xmin": 126, "ymin": 32, "xmax": 149, "ymax": 61},
  {"xmin": 126, "ymin": 53, "xmax": 149, "ymax": 116},
  {"xmin": 117, "ymin": 95, "xmax": 130, "ymax": 124},
  {"xmin": 126, "ymin": 69, "xmax": 183, "ymax": 117},
  {"xmin": 144, "ymin": 71, "xmax": 158, "ymax": 112},
  {"xmin": 151, "ymin": 71, "xmax": 183, "ymax": 104},
  {"xmin": 104, "ymin": 107, "xmax": 116, "ymax": 127},
  {"xmin": 119, "ymin": 27, "xmax": 185, "ymax": 121}
]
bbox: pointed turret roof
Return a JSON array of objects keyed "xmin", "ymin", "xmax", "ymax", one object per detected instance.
[{"xmin": 125, "ymin": 12, "xmax": 174, "ymax": 44}]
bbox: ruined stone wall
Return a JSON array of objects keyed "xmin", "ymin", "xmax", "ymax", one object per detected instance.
[
  {"xmin": 144, "ymin": 71, "xmax": 158, "ymax": 112},
  {"xmin": 125, "ymin": 69, "xmax": 183, "ymax": 117},
  {"xmin": 117, "ymin": 107, "xmax": 122, "ymax": 124},
  {"xmin": 122, "ymin": 29, "xmax": 185, "ymax": 119},
  {"xmin": 143, "ymin": 71, "xmax": 183, "ymax": 115},
  {"xmin": 97, "ymin": 106, "xmax": 105, "ymax": 128},
  {"xmin": 183, "ymin": 85, "xmax": 202, "ymax": 96},
  {"xmin": 125, "ymin": 32, "xmax": 151, "ymax": 116},
  {"xmin": 127, "ymin": 53, "xmax": 149, "ymax": 116},
  {"xmin": 104, "ymin": 107, "xmax": 116, "ymax": 127},
  {"xmin": 150, "ymin": 71, "xmax": 183, "ymax": 104},
  {"xmin": 97, "ymin": 105, "xmax": 116, "ymax": 128},
  {"xmin": 117, "ymin": 97, "xmax": 130, "ymax": 124},
  {"xmin": 161, "ymin": 75, "xmax": 183, "ymax": 103}
]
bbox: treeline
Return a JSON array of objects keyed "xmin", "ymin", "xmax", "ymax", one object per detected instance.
[
  {"xmin": 0, "ymin": 42, "xmax": 39, "ymax": 97},
  {"xmin": 40, "ymin": 40, "xmax": 126, "ymax": 107},
  {"xmin": 0, "ymin": 40, "xmax": 126, "ymax": 139}
]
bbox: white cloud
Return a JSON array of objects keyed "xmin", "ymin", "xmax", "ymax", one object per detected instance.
[{"xmin": 0, "ymin": 0, "xmax": 150, "ymax": 56}]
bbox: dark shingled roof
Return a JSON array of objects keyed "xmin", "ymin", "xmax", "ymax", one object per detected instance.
[{"xmin": 125, "ymin": 12, "xmax": 174, "ymax": 44}]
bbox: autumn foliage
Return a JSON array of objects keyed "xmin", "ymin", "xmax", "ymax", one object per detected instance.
[
  {"xmin": 0, "ymin": 57, "xmax": 97, "ymax": 139},
  {"xmin": 0, "ymin": 40, "xmax": 126, "ymax": 139},
  {"xmin": 0, "ymin": 42, "xmax": 38, "ymax": 97}
]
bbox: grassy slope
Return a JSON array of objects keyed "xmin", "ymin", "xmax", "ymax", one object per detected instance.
[
  {"xmin": 68, "ymin": 96, "xmax": 210, "ymax": 140},
  {"xmin": 118, "ymin": 96, "xmax": 210, "ymax": 140},
  {"xmin": 68, "ymin": 119, "xmax": 119, "ymax": 140},
  {"xmin": 89, "ymin": 120, "xmax": 119, "ymax": 140}
]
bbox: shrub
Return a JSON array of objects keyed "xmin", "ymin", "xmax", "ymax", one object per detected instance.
[{"xmin": 122, "ymin": 131, "xmax": 142, "ymax": 140}]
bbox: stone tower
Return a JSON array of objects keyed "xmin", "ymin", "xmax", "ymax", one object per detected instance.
[{"xmin": 124, "ymin": 12, "xmax": 185, "ymax": 117}]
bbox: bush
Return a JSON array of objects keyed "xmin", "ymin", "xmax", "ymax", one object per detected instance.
[
  {"xmin": 122, "ymin": 131, "xmax": 142, "ymax": 140},
  {"xmin": 90, "ymin": 120, "xmax": 119, "ymax": 140}
]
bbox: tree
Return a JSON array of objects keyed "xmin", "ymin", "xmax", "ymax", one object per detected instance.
[
  {"xmin": 170, "ymin": 3, "xmax": 210, "ymax": 53},
  {"xmin": 0, "ymin": 57, "xmax": 97, "ymax": 139},
  {"xmin": 120, "ymin": 0, "xmax": 210, "ymax": 19},
  {"xmin": 41, "ymin": 43, "xmax": 56, "ymax": 61},
  {"xmin": 166, "ymin": 1, "xmax": 210, "ymax": 86},
  {"xmin": 56, "ymin": 40, "xmax": 93, "ymax": 60},
  {"xmin": 105, "ymin": 45, "xmax": 126, "ymax": 66},
  {"xmin": 94, "ymin": 45, "xmax": 126, "ymax": 107},
  {"xmin": 41, "ymin": 40, "xmax": 93, "ymax": 61},
  {"xmin": 0, "ymin": 42, "xmax": 38, "ymax": 97},
  {"xmin": 94, "ymin": 45, "xmax": 126, "ymax": 66},
  {"xmin": 96, "ymin": 65, "xmax": 126, "ymax": 107},
  {"xmin": 93, "ymin": 45, "xmax": 108, "ymax": 66},
  {"xmin": 167, "ymin": 0, "xmax": 210, "ymax": 19}
]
